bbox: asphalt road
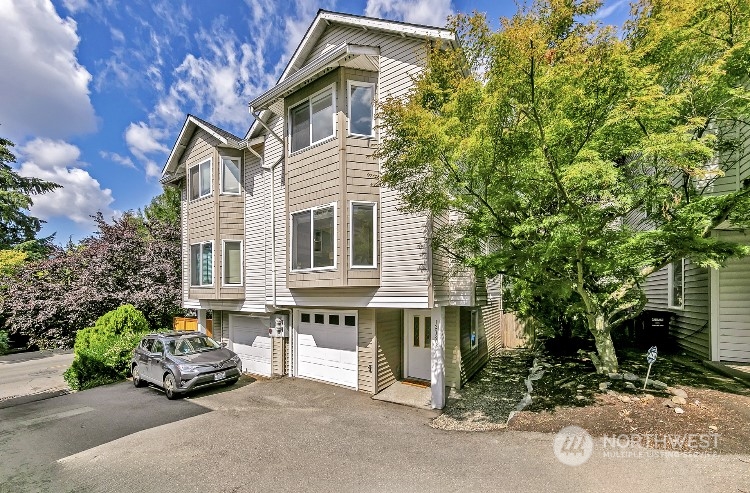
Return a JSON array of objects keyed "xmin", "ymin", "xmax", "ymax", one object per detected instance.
[
  {"xmin": 1, "ymin": 376, "xmax": 747, "ymax": 493},
  {"xmin": 0, "ymin": 351, "xmax": 74, "ymax": 406}
]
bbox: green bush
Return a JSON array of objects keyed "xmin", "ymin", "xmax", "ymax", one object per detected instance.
[
  {"xmin": 64, "ymin": 304, "xmax": 150, "ymax": 390},
  {"xmin": 0, "ymin": 330, "xmax": 9, "ymax": 355}
]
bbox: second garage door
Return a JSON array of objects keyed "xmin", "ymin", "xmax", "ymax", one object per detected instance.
[
  {"xmin": 296, "ymin": 311, "xmax": 358, "ymax": 389},
  {"xmin": 229, "ymin": 315, "xmax": 272, "ymax": 376}
]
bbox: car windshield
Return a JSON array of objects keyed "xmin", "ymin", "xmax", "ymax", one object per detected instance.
[{"xmin": 166, "ymin": 336, "xmax": 220, "ymax": 356}]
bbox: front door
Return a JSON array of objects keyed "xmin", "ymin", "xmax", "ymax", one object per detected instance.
[{"xmin": 405, "ymin": 310, "xmax": 432, "ymax": 381}]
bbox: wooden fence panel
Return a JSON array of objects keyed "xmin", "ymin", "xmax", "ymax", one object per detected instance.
[{"xmin": 172, "ymin": 317, "xmax": 213, "ymax": 338}]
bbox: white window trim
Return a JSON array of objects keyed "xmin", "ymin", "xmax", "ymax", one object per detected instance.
[
  {"xmin": 668, "ymin": 258, "xmax": 685, "ymax": 309},
  {"xmin": 470, "ymin": 308, "xmax": 479, "ymax": 350},
  {"xmin": 220, "ymin": 156, "xmax": 241, "ymax": 196},
  {"xmin": 290, "ymin": 202, "xmax": 338, "ymax": 272},
  {"xmin": 221, "ymin": 239, "xmax": 243, "ymax": 287},
  {"xmin": 347, "ymin": 80, "xmax": 375, "ymax": 137},
  {"xmin": 288, "ymin": 83, "xmax": 337, "ymax": 154},
  {"xmin": 349, "ymin": 200, "xmax": 377, "ymax": 269},
  {"xmin": 190, "ymin": 240, "xmax": 214, "ymax": 287},
  {"xmin": 189, "ymin": 158, "xmax": 213, "ymax": 201}
]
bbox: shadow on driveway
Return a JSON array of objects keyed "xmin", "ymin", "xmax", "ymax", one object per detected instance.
[{"xmin": 0, "ymin": 377, "xmax": 257, "ymax": 491}]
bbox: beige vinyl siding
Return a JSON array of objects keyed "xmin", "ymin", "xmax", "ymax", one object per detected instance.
[
  {"xmin": 375, "ymin": 309, "xmax": 401, "ymax": 391},
  {"xmin": 217, "ymin": 149, "xmax": 244, "ymax": 298},
  {"xmin": 300, "ymin": 26, "xmax": 426, "ymax": 100},
  {"xmin": 272, "ymin": 337, "xmax": 286, "ymax": 375},
  {"xmin": 358, "ymin": 308, "xmax": 376, "ymax": 393},
  {"xmin": 444, "ymin": 307, "xmax": 461, "ymax": 388},
  {"xmin": 276, "ymin": 25, "xmax": 431, "ymax": 306},
  {"xmin": 180, "ymin": 185, "xmax": 196, "ymax": 307},
  {"xmin": 243, "ymin": 148, "xmax": 267, "ymax": 310},
  {"xmin": 185, "ymin": 129, "xmax": 220, "ymax": 300},
  {"xmin": 643, "ymin": 260, "xmax": 710, "ymax": 359},
  {"xmin": 482, "ymin": 297, "xmax": 505, "ymax": 356}
]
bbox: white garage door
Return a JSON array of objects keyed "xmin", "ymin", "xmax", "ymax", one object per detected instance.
[
  {"xmin": 230, "ymin": 315, "xmax": 272, "ymax": 376},
  {"xmin": 296, "ymin": 311, "xmax": 358, "ymax": 389},
  {"xmin": 718, "ymin": 253, "xmax": 750, "ymax": 362}
]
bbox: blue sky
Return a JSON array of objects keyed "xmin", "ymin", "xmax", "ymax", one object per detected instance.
[{"xmin": 0, "ymin": 0, "xmax": 630, "ymax": 244}]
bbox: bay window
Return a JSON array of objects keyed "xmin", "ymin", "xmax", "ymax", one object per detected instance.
[
  {"xmin": 292, "ymin": 204, "xmax": 336, "ymax": 270},
  {"xmin": 350, "ymin": 201, "xmax": 376, "ymax": 268},
  {"xmin": 289, "ymin": 86, "xmax": 335, "ymax": 153},
  {"xmin": 190, "ymin": 242, "xmax": 213, "ymax": 286}
]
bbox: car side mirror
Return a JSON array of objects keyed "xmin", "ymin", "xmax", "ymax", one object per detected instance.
[{"xmin": 220, "ymin": 342, "xmax": 227, "ymax": 348}]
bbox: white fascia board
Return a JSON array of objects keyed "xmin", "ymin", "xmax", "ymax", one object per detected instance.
[
  {"xmin": 250, "ymin": 44, "xmax": 380, "ymax": 111},
  {"xmin": 279, "ymin": 10, "xmax": 455, "ymax": 83},
  {"xmin": 162, "ymin": 115, "xmax": 231, "ymax": 177}
]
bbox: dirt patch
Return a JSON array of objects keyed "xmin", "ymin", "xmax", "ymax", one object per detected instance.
[
  {"xmin": 434, "ymin": 348, "xmax": 750, "ymax": 451},
  {"xmin": 508, "ymin": 388, "xmax": 750, "ymax": 454}
]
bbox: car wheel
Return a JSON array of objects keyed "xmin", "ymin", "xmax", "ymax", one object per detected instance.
[
  {"xmin": 163, "ymin": 373, "xmax": 179, "ymax": 400},
  {"xmin": 225, "ymin": 377, "xmax": 239, "ymax": 387},
  {"xmin": 132, "ymin": 364, "xmax": 145, "ymax": 388}
]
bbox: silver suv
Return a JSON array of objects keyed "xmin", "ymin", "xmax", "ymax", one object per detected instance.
[{"xmin": 131, "ymin": 331, "xmax": 242, "ymax": 399}]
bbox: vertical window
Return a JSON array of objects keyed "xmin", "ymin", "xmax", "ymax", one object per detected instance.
[
  {"xmin": 311, "ymin": 91, "xmax": 334, "ymax": 143},
  {"xmin": 289, "ymin": 86, "xmax": 335, "ymax": 153},
  {"xmin": 425, "ymin": 316, "xmax": 432, "ymax": 348},
  {"xmin": 290, "ymin": 103, "xmax": 311, "ymax": 153},
  {"xmin": 221, "ymin": 157, "xmax": 241, "ymax": 194},
  {"xmin": 191, "ymin": 242, "xmax": 213, "ymax": 286},
  {"xmin": 291, "ymin": 204, "xmax": 335, "ymax": 270},
  {"xmin": 413, "ymin": 316, "xmax": 420, "ymax": 347},
  {"xmin": 348, "ymin": 82, "xmax": 374, "ymax": 136},
  {"xmin": 350, "ymin": 202, "xmax": 376, "ymax": 267},
  {"xmin": 460, "ymin": 307, "xmax": 480, "ymax": 350},
  {"xmin": 223, "ymin": 241, "xmax": 242, "ymax": 285},
  {"xmin": 669, "ymin": 259, "xmax": 685, "ymax": 308},
  {"xmin": 189, "ymin": 160, "xmax": 212, "ymax": 200}
]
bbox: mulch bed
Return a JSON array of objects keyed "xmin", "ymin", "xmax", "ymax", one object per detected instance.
[{"xmin": 433, "ymin": 348, "xmax": 750, "ymax": 454}]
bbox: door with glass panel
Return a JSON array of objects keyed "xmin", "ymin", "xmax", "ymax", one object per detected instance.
[{"xmin": 404, "ymin": 310, "xmax": 432, "ymax": 381}]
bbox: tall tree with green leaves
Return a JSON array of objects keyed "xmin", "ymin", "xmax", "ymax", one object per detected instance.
[
  {"xmin": 377, "ymin": 0, "xmax": 750, "ymax": 372},
  {"xmin": 0, "ymin": 137, "xmax": 61, "ymax": 249}
]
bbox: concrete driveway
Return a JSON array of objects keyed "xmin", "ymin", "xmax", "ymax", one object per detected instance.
[
  {"xmin": 0, "ymin": 350, "xmax": 74, "ymax": 408},
  {"xmin": 1, "ymin": 376, "xmax": 748, "ymax": 493}
]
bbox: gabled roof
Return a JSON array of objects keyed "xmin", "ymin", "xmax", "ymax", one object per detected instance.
[
  {"xmin": 161, "ymin": 114, "xmax": 243, "ymax": 179},
  {"xmin": 246, "ymin": 10, "xmax": 456, "ymax": 139}
]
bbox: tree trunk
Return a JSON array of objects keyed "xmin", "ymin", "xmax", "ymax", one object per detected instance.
[{"xmin": 587, "ymin": 314, "xmax": 619, "ymax": 374}]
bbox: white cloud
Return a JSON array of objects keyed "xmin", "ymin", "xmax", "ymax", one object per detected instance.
[
  {"xmin": 99, "ymin": 151, "xmax": 136, "ymax": 169},
  {"xmin": 18, "ymin": 139, "xmax": 114, "ymax": 225},
  {"xmin": 0, "ymin": 0, "xmax": 96, "ymax": 141},
  {"xmin": 365, "ymin": 0, "xmax": 453, "ymax": 27},
  {"xmin": 124, "ymin": 122, "xmax": 170, "ymax": 179},
  {"xmin": 61, "ymin": 0, "xmax": 88, "ymax": 13},
  {"xmin": 125, "ymin": 122, "xmax": 170, "ymax": 159}
]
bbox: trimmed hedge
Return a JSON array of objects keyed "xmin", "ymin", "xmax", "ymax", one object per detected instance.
[{"xmin": 64, "ymin": 305, "xmax": 150, "ymax": 390}]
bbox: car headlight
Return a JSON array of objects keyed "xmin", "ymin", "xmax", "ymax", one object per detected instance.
[
  {"xmin": 178, "ymin": 364, "xmax": 201, "ymax": 373},
  {"xmin": 230, "ymin": 355, "xmax": 242, "ymax": 368}
]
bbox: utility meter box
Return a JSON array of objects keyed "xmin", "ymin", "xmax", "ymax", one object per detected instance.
[{"xmin": 269, "ymin": 313, "xmax": 289, "ymax": 338}]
